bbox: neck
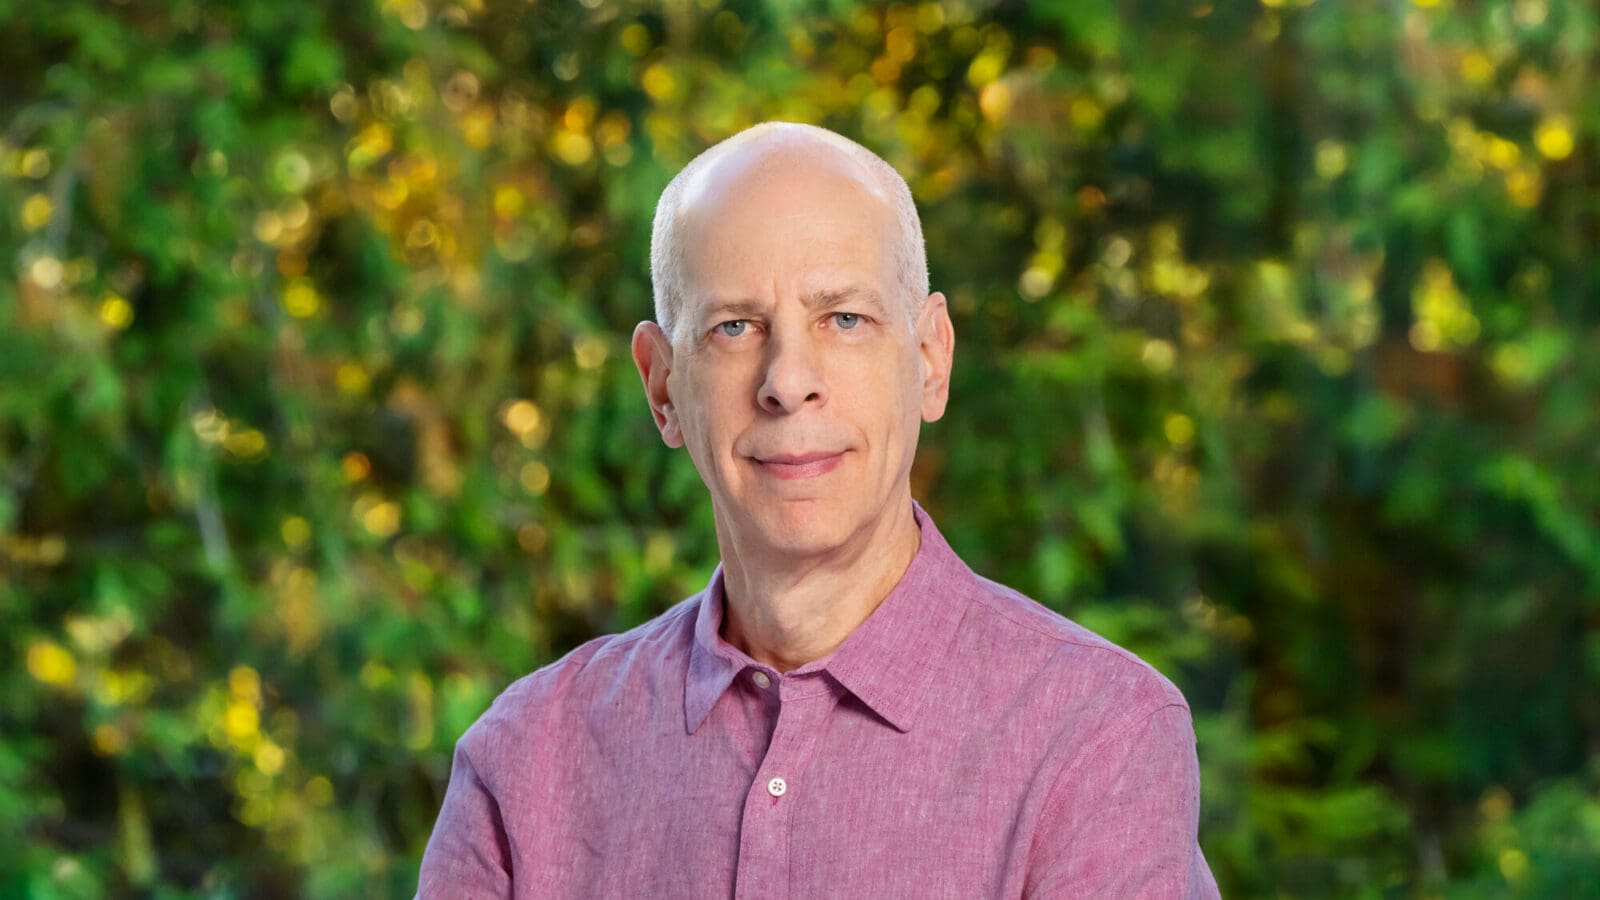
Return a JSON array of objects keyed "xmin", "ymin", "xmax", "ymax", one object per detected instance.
[{"xmin": 716, "ymin": 495, "xmax": 921, "ymax": 673}]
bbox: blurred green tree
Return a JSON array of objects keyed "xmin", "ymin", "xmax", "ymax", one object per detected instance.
[{"xmin": 1, "ymin": 0, "xmax": 1596, "ymax": 896}]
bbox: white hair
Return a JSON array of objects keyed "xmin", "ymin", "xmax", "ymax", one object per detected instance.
[{"xmin": 649, "ymin": 122, "xmax": 929, "ymax": 346}]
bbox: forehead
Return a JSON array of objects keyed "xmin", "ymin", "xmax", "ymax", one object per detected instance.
[{"xmin": 675, "ymin": 144, "xmax": 899, "ymax": 308}]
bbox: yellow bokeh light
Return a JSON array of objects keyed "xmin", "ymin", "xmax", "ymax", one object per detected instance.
[
  {"xmin": 596, "ymin": 112, "xmax": 632, "ymax": 148},
  {"xmin": 550, "ymin": 130, "xmax": 593, "ymax": 166},
  {"xmin": 372, "ymin": 179, "xmax": 409, "ymax": 211},
  {"xmin": 253, "ymin": 211, "xmax": 284, "ymax": 244},
  {"xmin": 253, "ymin": 740, "xmax": 286, "ymax": 776},
  {"xmin": 27, "ymin": 640, "xmax": 77, "ymax": 687},
  {"xmin": 306, "ymin": 775, "xmax": 335, "ymax": 806},
  {"xmin": 575, "ymin": 336, "xmax": 609, "ymax": 369},
  {"xmin": 405, "ymin": 218, "xmax": 438, "ymax": 249},
  {"xmin": 230, "ymin": 665, "xmax": 261, "ymax": 700},
  {"xmin": 519, "ymin": 461, "xmax": 551, "ymax": 495},
  {"xmin": 1533, "ymin": 115, "xmax": 1574, "ymax": 161},
  {"xmin": 886, "ymin": 26, "xmax": 917, "ymax": 64},
  {"xmin": 99, "ymin": 293, "xmax": 135, "ymax": 330},
  {"xmin": 493, "ymin": 185, "xmax": 525, "ymax": 219},
  {"xmin": 20, "ymin": 148, "xmax": 50, "ymax": 178},
  {"xmin": 1498, "ymin": 847, "xmax": 1529, "ymax": 881},
  {"xmin": 517, "ymin": 521, "xmax": 548, "ymax": 553},
  {"xmin": 236, "ymin": 795, "xmax": 273, "ymax": 828},
  {"xmin": 1018, "ymin": 267, "xmax": 1052, "ymax": 299},
  {"xmin": 1314, "ymin": 140, "xmax": 1348, "ymax": 179},
  {"xmin": 98, "ymin": 668, "xmax": 153, "ymax": 706},
  {"xmin": 563, "ymin": 97, "xmax": 597, "ymax": 132},
  {"xmin": 619, "ymin": 23, "xmax": 651, "ymax": 56},
  {"xmin": 342, "ymin": 451, "xmax": 372, "ymax": 482},
  {"xmin": 224, "ymin": 701, "xmax": 260, "ymax": 743},
  {"xmin": 1505, "ymin": 166, "xmax": 1542, "ymax": 208},
  {"xmin": 966, "ymin": 50, "xmax": 1005, "ymax": 87},
  {"xmin": 641, "ymin": 64, "xmax": 677, "ymax": 102},
  {"xmin": 191, "ymin": 408, "xmax": 226, "ymax": 443},
  {"xmin": 978, "ymin": 82, "xmax": 1011, "ymax": 122},
  {"xmin": 1478, "ymin": 786, "xmax": 1513, "ymax": 822},
  {"xmin": 223, "ymin": 428, "xmax": 268, "ymax": 459},
  {"xmin": 281, "ymin": 198, "xmax": 311, "ymax": 231},
  {"xmin": 360, "ymin": 498, "xmax": 402, "ymax": 538},
  {"xmin": 330, "ymin": 86, "xmax": 358, "ymax": 122},
  {"xmin": 1164, "ymin": 412, "xmax": 1197, "ymax": 447},
  {"xmin": 1410, "ymin": 259, "xmax": 1479, "ymax": 351},
  {"xmin": 347, "ymin": 123, "xmax": 394, "ymax": 169},
  {"xmin": 20, "ymin": 193, "xmax": 52, "ymax": 230},
  {"xmin": 92, "ymin": 723, "xmax": 126, "ymax": 756},
  {"xmin": 387, "ymin": 0, "xmax": 428, "ymax": 30},
  {"xmin": 1513, "ymin": 0, "xmax": 1548, "ymax": 26},
  {"xmin": 1069, "ymin": 96, "xmax": 1105, "ymax": 131},
  {"xmin": 501, "ymin": 399, "xmax": 542, "ymax": 436},
  {"xmin": 459, "ymin": 104, "xmax": 497, "ymax": 149},
  {"xmin": 336, "ymin": 362, "xmax": 370, "ymax": 395},
  {"xmin": 281, "ymin": 515, "xmax": 312, "ymax": 549},
  {"xmin": 1459, "ymin": 51, "xmax": 1494, "ymax": 86},
  {"xmin": 283, "ymin": 279, "xmax": 321, "ymax": 318},
  {"xmin": 1142, "ymin": 339, "xmax": 1176, "ymax": 374},
  {"xmin": 29, "ymin": 256, "xmax": 64, "ymax": 290},
  {"xmin": 1483, "ymin": 135, "xmax": 1519, "ymax": 171}
]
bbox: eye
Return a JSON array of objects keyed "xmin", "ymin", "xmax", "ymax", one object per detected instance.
[
  {"xmin": 832, "ymin": 312, "xmax": 862, "ymax": 330},
  {"xmin": 716, "ymin": 320, "xmax": 749, "ymax": 337}
]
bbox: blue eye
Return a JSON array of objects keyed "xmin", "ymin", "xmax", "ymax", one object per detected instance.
[
  {"xmin": 716, "ymin": 320, "xmax": 748, "ymax": 337},
  {"xmin": 834, "ymin": 312, "xmax": 861, "ymax": 330}
]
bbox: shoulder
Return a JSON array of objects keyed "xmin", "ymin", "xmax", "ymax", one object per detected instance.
[
  {"xmin": 956, "ymin": 572, "xmax": 1190, "ymax": 715},
  {"xmin": 454, "ymin": 594, "xmax": 700, "ymax": 764}
]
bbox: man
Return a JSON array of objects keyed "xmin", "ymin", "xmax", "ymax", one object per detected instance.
[{"xmin": 418, "ymin": 122, "xmax": 1219, "ymax": 898}]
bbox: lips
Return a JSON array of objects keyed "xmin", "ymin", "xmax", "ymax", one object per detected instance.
[{"xmin": 751, "ymin": 450, "xmax": 846, "ymax": 480}]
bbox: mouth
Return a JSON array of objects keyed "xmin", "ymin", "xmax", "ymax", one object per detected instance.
[{"xmin": 750, "ymin": 450, "xmax": 847, "ymax": 481}]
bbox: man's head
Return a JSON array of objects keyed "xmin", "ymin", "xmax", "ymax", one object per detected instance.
[
  {"xmin": 649, "ymin": 123, "xmax": 930, "ymax": 346},
  {"xmin": 631, "ymin": 122, "xmax": 954, "ymax": 560}
]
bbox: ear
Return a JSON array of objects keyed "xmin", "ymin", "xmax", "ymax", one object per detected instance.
[
  {"xmin": 631, "ymin": 321, "xmax": 684, "ymax": 448},
  {"xmin": 915, "ymin": 292, "xmax": 955, "ymax": 423}
]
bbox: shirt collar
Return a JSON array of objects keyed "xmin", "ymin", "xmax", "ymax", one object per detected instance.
[{"xmin": 684, "ymin": 500, "xmax": 976, "ymax": 735}]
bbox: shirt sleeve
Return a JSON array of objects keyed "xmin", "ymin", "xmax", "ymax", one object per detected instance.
[
  {"xmin": 416, "ymin": 731, "xmax": 514, "ymax": 899},
  {"xmin": 1024, "ymin": 702, "xmax": 1220, "ymax": 899}
]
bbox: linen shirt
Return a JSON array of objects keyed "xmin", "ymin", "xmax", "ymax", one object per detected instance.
[{"xmin": 418, "ymin": 502, "xmax": 1219, "ymax": 898}]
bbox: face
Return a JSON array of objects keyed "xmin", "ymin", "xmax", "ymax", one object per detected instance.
[{"xmin": 632, "ymin": 144, "xmax": 954, "ymax": 560}]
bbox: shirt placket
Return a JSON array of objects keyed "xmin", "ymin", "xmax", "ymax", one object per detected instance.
[{"xmin": 733, "ymin": 673, "xmax": 841, "ymax": 900}]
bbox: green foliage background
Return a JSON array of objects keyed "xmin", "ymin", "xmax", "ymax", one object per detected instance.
[{"xmin": 3, "ymin": 0, "xmax": 1597, "ymax": 896}]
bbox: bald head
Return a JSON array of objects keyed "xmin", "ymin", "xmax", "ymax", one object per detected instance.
[{"xmin": 649, "ymin": 122, "xmax": 928, "ymax": 345}]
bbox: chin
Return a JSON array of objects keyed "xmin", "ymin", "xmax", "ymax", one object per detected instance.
[{"xmin": 748, "ymin": 496, "xmax": 858, "ymax": 556}]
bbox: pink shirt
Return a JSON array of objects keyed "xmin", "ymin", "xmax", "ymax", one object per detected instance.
[{"xmin": 418, "ymin": 502, "xmax": 1219, "ymax": 898}]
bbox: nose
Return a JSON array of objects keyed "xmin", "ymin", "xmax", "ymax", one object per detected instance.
[{"xmin": 757, "ymin": 328, "xmax": 826, "ymax": 415}]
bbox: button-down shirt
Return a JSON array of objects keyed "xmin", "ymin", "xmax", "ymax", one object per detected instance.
[{"xmin": 418, "ymin": 502, "xmax": 1219, "ymax": 898}]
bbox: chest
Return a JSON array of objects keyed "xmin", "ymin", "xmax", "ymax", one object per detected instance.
[{"xmin": 501, "ymin": 689, "xmax": 1056, "ymax": 899}]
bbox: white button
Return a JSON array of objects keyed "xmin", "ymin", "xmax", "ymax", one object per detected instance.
[
  {"xmin": 767, "ymin": 776, "xmax": 787, "ymax": 797},
  {"xmin": 752, "ymin": 671, "xmax": 771, "ymax": 689}
]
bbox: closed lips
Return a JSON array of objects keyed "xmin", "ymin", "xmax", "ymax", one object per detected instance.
[
  {"xmin": 756, "ymin": 452, "xmax": 841, "ymax": 465},
  {"xmin": 751, "ymin": 451, "xmax": 846, "ymax": 479}
]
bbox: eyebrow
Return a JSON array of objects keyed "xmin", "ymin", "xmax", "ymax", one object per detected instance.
[
  {"xmin": 697, "ymin": 286, "xmax": 887, "ymax": 326},
  {"xmin": 804, "ymin": 285, "xmax": 886, "ymax": 314}
]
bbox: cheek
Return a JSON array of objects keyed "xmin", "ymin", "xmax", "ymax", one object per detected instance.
[{"xmin": 677, "ymin": 370, "xmax": 753, "ymax": 455}]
